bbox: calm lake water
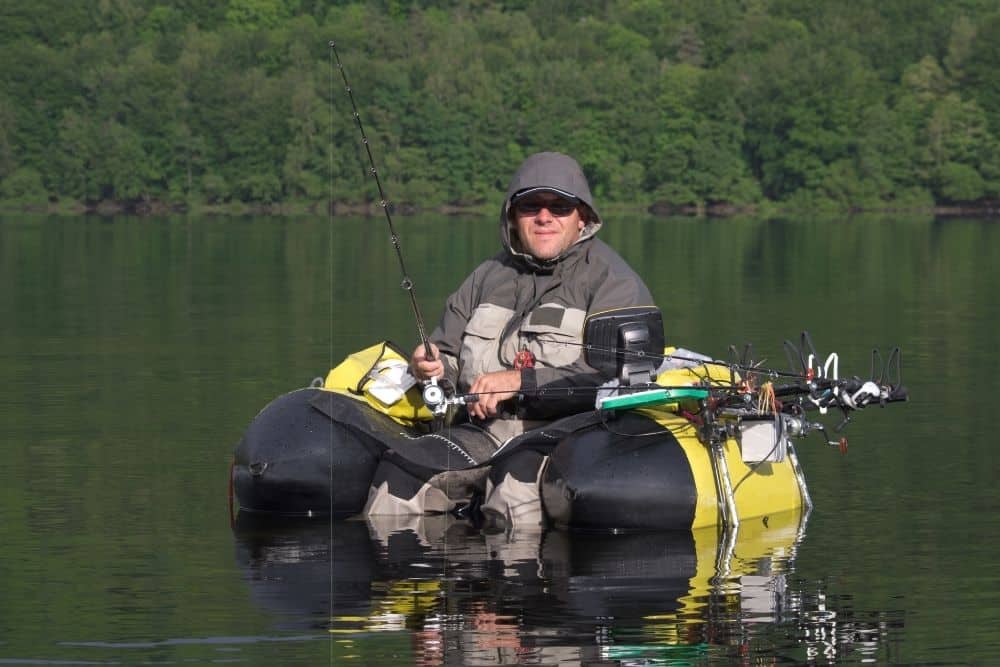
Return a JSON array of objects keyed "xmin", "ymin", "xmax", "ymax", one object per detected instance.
[{"xmin": 2, "ymin": 212, "xmax": 998, "ymax": 665}]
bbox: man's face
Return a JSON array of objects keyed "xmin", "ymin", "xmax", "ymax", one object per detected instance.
[{"xmin": 512, "ymin": 194, "xmax": 585, "ymax": 261}]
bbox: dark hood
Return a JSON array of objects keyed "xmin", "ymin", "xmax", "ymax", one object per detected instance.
[{"xmin": 500, "ymin": 152, "xmax": 603, "ymax": 270}]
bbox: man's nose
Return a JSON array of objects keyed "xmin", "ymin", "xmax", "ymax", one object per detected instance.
[{"xmin": 535, "ymin": 207, "xmax": 555, "ymax": 222}]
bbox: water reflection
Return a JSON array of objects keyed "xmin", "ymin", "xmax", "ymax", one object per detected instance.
[{"xmin": 232, "ymin": 511, "xmax": 900, "ymax": 664}]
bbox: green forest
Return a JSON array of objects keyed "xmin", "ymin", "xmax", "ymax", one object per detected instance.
[{"xmin": 1, "ymin": 0, "xmax": 998, "ymax": 215}]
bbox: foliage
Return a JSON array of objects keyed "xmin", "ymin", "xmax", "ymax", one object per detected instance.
[
  {"xmin": 0, "ymin": 166, "xmax": 47, "ymax": 201},
  {"xmin": 0, "ymin": 0, "xmax": 998, "ymax": 212}
]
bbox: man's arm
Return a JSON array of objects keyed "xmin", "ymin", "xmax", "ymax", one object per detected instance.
[{"xmin": 410, "ymin": 262, "xmax": 486, "ymax": 387}]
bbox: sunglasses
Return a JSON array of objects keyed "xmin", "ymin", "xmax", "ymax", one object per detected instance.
[{"xmin": 514, "ymin": 198, "xmax": 579, "ymax": 217}]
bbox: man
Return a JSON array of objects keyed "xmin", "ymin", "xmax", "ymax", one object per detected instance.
[{"xmin": 411, "ymin": 151, "xmax": 655, "ymax": 445}]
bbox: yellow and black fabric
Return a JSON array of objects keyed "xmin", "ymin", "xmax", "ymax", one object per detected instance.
[{"xmin": 321, "ymin": 341, "xmax": 433, "ymax": 426}]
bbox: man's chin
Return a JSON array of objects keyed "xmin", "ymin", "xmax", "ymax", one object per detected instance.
[{"xmin": 527, "ymin": 245, "xmax": 561, "ymax": 261}]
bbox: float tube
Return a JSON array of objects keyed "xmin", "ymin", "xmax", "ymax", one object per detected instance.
[{"xmin": 232, "ymin": 311, "xmax": 906, "ymax": 532}]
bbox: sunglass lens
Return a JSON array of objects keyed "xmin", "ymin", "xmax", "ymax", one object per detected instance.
[{"xmin": 517, "ymin": 199, "xmax": 576, "ymax": 216}]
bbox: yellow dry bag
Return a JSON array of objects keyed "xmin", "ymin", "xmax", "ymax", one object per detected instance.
[{"xmin": 321, "ymin": 341, "xmax": 433, "ymax": 426}]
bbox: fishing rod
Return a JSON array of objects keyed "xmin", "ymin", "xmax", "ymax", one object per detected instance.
[
  {"xmin": 329, "ymin": 41, "xmax": 434, "ymax": 363},
  {"xmin": 442, "ymin": 372, "xmax": 907, "ymax": 408},
  {"xmin": 572, "ymin": 342, "xmax": 808, "ymax": 381},
  {"xmin": 507, "ymin": 333, "xmax": 907, "ymax": 401},
  {"xmin": 411, "ymin": 325, "xmax": 907, "ymax": 428}
]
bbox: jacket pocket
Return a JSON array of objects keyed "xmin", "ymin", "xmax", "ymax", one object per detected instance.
[
  {"xmin": 464, "ymin": 304, "xmax": 511, "ymax": 339},
  {"xmin": 520, "ymin": 306, "xmax": 585, "ymax": 367},
  {"xmin": 461, "ymin": 304, "xmax": 515, "ymax": 382}
]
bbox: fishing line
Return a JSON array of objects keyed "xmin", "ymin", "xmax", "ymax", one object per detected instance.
[
  {"xmin": 452, "ymin": 382, "xmax": 748, "ymax": 402},
  {"xmin": 329, "ymin": 41, "xmax": 434, "ymax": 361},
  {"xmin": 327, "ymin": 42, "xmax": 336, "ymax": 664},
  {"xmin": 501, "ymin": 336, "xmax": 812, "ymax": 382},
  {"xmin": 330, "ymin": 42, "xmax": 451, "ymax": 652}
]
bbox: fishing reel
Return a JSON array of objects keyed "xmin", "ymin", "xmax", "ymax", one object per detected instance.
[
  {"xmin": 421, "ymin": 378, "xmax": 446, "ymax": 414},
  {"xmin": 421, "ymin": 377, "xmax": 478, "ymax": 417},
  {"xmin": 705, "ymin": 332, "xmax": 909, "ymax": 457},
  {"xmin": 713, "ymin": 402, "xmax": 848, "ymax": 458},
  {"xmin": 780, "ymin": 334, "xmax": 907, "ymax": 410},
  {"xmin": 808, "ymin": 377, "xmax": 908, "ymax": 412},
  {"xmin": 773, "ymin": 333, "xmax": 909, "ymax": 437}
]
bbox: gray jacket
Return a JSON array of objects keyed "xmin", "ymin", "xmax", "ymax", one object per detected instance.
[{"xmin": 430, "ymin": 153, "xmax": 655, "ymax": 441}]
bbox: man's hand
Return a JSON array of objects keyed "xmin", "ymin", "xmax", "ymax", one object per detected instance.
[
  {"xmin": 410, "ymin": 342, "xmax": 443, "ymax": 381},
  {"xmin": 468, "ymin": 370, "xmax": 522, "ymax": 420}
]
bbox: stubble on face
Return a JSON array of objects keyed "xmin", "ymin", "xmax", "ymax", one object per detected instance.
[{"xmin": 513, "ymin": 199, "xmax": 585, "ymax": 261}]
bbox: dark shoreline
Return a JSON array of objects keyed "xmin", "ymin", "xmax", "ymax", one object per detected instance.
[{"xmin": 4, "ymin": 198, "xmax": 999, "ymax": 218}]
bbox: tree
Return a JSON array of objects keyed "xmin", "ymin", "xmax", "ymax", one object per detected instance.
[
  {"xmin": 101, "ymin": 121, "xmax": 159, "ymax": 201},
  {"xmin": 923, "ymin": 94, "xmax": 996, "ymax": 202},
  {"xmin": 2, "ymin": 0, "xmax": 999, "ymax": 212},
  {"xmin": 0, "ymin": 167, "xmax": 46, "ymax": 203},
  {"xmin": 0, "ymin": 95, "xmax": 15, "ymax": 182},
  {"xmin": 936, "ymin": 162, "xmax": 985, "ymax": 203},
  {"xmin": 739, "ymin": 41, "xmax": 883, "ymax": 203},
  {"xmin": 645, "ymin": 63, "xmax": 702, "ymax": 204},
  {"xmin": 282, "ymin": 64, "xmax": 328, "ymax": 200},
  {"xmin": 55, "ymin": 110, "xmax": 101, "ymax": 200},
  {"xmin": 964, "ymin": 12, "xmax": 1000, "ymax": 136},
  {"xmin": 944, "ymin": 15, "xmax": 977, "ymax": 81}
]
